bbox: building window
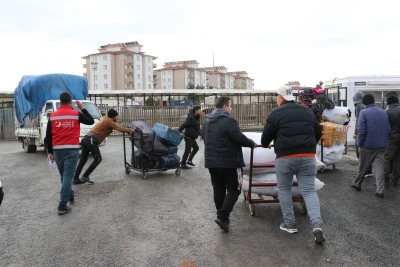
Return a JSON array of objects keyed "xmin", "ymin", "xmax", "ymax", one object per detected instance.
[
  {"xmin": 103, "ymin": 55, "xmax": 107, "ymax": 60},
  {"xmin": 104, "ymin": 83, "xmax": 108, "ymax": 89},
  {"xmin": 103, "ymin": 74, "xmax": 107, "ymax": 80},
  {"xmin": 137, "ymin": 83, "xmax": 141, "ymax": 89},
  {"xmin": 148, "ymin": 75, "xmax": 152, "ymax": 81},
  {"xmin": 147, "ymin": 66, "xmax": 151, "ymax": 72},
  {"xmin": 94, "ymin": 75, "xmax": 97, "ymax": 81},
  {"xmin": 94, "ymin": 84, "xmax": 97, "ymax": 90},
  {"xmin": 137, "ymin": 74, "xmax": 140, "ymax": 79},
  {"xmin": 137, "ymin": 65, "xmax": 140, "ymax": 70},
  {"xmin": 148, "ymin": 84, "xmax": 151, "ymax": 89},
  {"xmin": 168, "ymin": 78, "xmax": 171, "ymax": 82},
  {"xmin": 136, "ymin": 55, "xmax": 140, "ymax": 61},
  {"xmin": 103, "ymin": 65, "xmax": 107, "ymax": 70}
]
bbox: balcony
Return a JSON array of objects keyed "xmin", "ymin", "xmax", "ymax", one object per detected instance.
[
  {"xmin": 125, "ymin": 60, "xmax": 133, "ymax": 65},
  {"xmin": 124, "ymin": 69, "xmax": 134, "ymax": 74},
  {"xmin": 125, "ymin": 78, "xmax": 134, "ymax": 84}
]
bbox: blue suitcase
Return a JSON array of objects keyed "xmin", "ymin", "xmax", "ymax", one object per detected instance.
[
  {"xmin": 130, "ymin": 121, "xmax": 156, "ymax": 153},
  {"xmin": 153, "ymin": 123, "xmax": 183, "ymax": 146},
  {"xmin": 165, "ymin": 145, "xmax": 178, "ymax": 155},
  {"xmin": 158, "ymin": 153, "xmax": 180, "ymax": 169}
]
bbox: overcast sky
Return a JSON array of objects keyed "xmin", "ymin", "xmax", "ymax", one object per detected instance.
[{"xmin": 1, "ymin": 0, "xmax": 400, "ymax": 91}]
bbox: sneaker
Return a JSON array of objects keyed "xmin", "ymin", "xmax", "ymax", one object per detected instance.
[
  {"xmin": 349, "ymin": 184, "xmax": 361, "ymax": 191},
  {"xmin": 81, "ymin": 176, "xmax": 94, "ymax": 184},
  {"xmin": 215, "ymin": 218, "xmax": 229, "ymax": 232},
  {"xmin": 73, "ymin": 179, "xmax": 85, "ymax": 185},
  {"xmin": 181, "ymin": 164, "xmax": 191, "ymax": 169},
  {"xmin": 313, "ymin": 228, "xmax": 326, "ymax": 244},
  {"xmin": 186, "ymin": 161, "xmax": 195, "ymax": 166},
  {"xmin": 375, "ymin": 192, "xmax": 384, "ymax": 198},
  {"xmin": 57, "ymin": 205, "xmax": 72, "ymax": 215},
  {"xmin": 364, "ymin": 173, "xmax": 373, "ymax": 177},
  {"xmin": 279, "ymin": 223, "xmax": 298, "ymax": 234}
]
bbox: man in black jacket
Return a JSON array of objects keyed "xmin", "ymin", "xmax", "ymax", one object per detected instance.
[
  {"xmin": 261, "ymin": 85, "xmax": 325, "ymax": 244},
  {"xmin": 384, "ymin": 94, "xmax": 400, "ymax": 187},
  {"xmin": 202, "ymin": 96, "xmax": 256, "ymax": 232},
  {"xmin": 178, "ymin": 106, "xmax": 202, "ymax": 169}
]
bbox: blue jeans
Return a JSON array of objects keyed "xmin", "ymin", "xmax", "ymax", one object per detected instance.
[
  {"xmin": 53, "ymin": 149, "xmax": 79, "ymax": 206},
  {"xmin": 275, "ymin": 157, "xmax": 323, "ymax": 228}
]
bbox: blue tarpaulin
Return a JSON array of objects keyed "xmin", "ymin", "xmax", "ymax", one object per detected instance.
[{"xmin": 14, "ymin": 74, "xmax": 88, "ymax": 126}]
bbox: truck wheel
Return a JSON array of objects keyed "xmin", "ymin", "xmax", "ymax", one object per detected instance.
[{"xmin": 23, "ymin": 138, "xmax": 37, "ymax": 153}]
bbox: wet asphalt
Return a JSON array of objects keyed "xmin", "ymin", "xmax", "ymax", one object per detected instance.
[{"xmin": 0, "ymin": 136, "xmax": 399, "ymax": 267}]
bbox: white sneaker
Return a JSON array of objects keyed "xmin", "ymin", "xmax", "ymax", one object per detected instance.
[
  {"xmin": 279, "ymin": 223, "xmax": 298, "ymax": 234},
  {"xmin": 364, "ymin": 173, "xmax": 373, "ymax": 177},
  {"xmin": 313, "ymin": 228, "xmax": 326, "ymax": 244}
]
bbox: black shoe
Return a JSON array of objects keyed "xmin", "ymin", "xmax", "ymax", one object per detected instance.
[
  {"xmin": 349, "ymin": 184, "xmax": 361, "ymax": 191},
  {"xmin": 313, "ymin": 228, "xmax": 326, "ymax": 244},
  {"xmin": 215, "ymin": 218, "xmax": 229, "ymax": 232},
  {"xmin": 73, "ymin": 179, "xmax": 85, "ymax": 185},
  {"xmin": 57, "ymin": 205, "xmax": 72, "ymax": 215},
  {"xmin": 181, "ymin": 164, "xmax": 191, "ymax": 169},
  {"xmin": 186, "ymin": 161, "xmax": 195, "ymax": 166},
  {"xmin": 375, "ymin": 192, "xmax": 384, "ymax": 198},
  {"xmin": 81, "ymin": 176, "xmax": 94, "ymax": 184}
]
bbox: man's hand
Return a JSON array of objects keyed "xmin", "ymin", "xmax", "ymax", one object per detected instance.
[
  {"xmin": 76, "ymin": 101, "xmax": 84, "ymax": 110},
  {"xmin": 47, "ymin": 153, "xmax": 54, "ymax": 162}
]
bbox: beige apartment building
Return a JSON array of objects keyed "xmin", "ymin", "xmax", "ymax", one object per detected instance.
[
  {"xmin": 82, "ymin": 41, "xmax": 157, "ymax": 91},
  {"xmin": 154, "ymin": 60, "xmax": 254, "ymax": 89}
]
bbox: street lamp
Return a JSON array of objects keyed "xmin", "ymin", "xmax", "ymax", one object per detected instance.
[{"xmin": 91, "ymin": 62, "xmax": 98, "ymax": 90}]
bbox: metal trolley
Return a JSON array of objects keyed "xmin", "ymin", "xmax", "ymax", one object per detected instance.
[
  {"xmin": 241, "ymin": 146, "xmax": 307, "ymax": 217},
  {"xmin": 122, "ymin": 131, "xmax": 181, "ymax": 179}
]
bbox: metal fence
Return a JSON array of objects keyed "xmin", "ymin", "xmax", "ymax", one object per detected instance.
[
  {"xmin": 0, "ymin": 108, "xmax": 15, "ymax": 140},
  {"xmin": 0, "ymin": 103, "xmax": 276, "ymax": 140}
]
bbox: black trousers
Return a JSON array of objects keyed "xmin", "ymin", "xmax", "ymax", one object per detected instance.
[
  {"xmin": 181, "ymin": 137, "xmax": 199, "ymax": 164},
  {"xmin": 74, "ymin": 135, "xmax": 102, "ymax": 180},
  {"xmin": 0, "ymin": 186, "xmax": 3, "ymax": 206},
  {"xmin": 384, "ymin": 137, "xmax": 400, "ymax": 181},
  {"xmin": 209, "ymin": 168, "xmax": 240, "ymax": 220}
]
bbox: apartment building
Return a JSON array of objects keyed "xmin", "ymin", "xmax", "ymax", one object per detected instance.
[
  {"xmin": 153, "ymin": 60, "xmax": 208, "ymax": 89},
  {"xmin": 82, "ymin": 41, "xmax": 157, "ymax": 90},
  {"xmin": 200, "ymin": 66, "xmax": 236, "ymax": 89},
  {"xmin": 227, "ymin": 71, "xmax": 254, "ymax": 90}
]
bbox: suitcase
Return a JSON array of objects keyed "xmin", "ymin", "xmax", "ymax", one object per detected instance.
[
  {"xmin": 130, "ymin": 121, "xmax": 156, "ymax": 153},
  {"xmin": 165, "ymin": 145, "xmax": 178, "ymax": 155},
  {"xmin": 152, "ymin": 137, "xmax": 168, "ymax": 156},
  {"xmin": 153, "ymin": 123, "xmax": 183, "ymax": 146},
  {"xmin": 158, "ymin": 153, "xmax": 180, "ymax": 169},
  {"xmin": 132, "ymin": 150, "xmax": 159, "ymax": 169}
]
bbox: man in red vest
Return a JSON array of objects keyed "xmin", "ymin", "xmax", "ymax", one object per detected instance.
[{"xmin": 46, "ymin": 92, "xmax": 94, "ymax": 215}]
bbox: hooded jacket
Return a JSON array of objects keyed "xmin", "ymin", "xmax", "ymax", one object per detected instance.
[
  {"xmin": 202, "ymin": 108, "xmax": 254, "ymax": 168},
  {"xmin": 357, "ymin": 104, "xmax": 390, "ymax": 148},
  {"xmin": 178, "ymin": 108, "xmax": 201, "ymax": 139}
]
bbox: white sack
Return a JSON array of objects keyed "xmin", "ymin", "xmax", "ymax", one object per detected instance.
[
  {"xmin": 316, "ymin": 144, "xmax": 344, "ymax": 165},
  {"xmin": 321, "ymin": 107, "xmax": 350, "ymax": 125},
  {"xmin": 241, "ymin": 173, "xmax": 325, "ymax": 197}
]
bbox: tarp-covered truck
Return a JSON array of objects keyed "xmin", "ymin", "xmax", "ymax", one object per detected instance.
[{"xmin": 14, "ymin": 73, "xmax": 103, "ymax": 153}]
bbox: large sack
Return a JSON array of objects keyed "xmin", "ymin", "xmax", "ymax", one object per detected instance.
[
  {"xmin": 316, "ymin": 144, "xmax": 344, "ymax": 165},
  {"xmin": 242, "ymin": 132, "xmax": 325, "ymax": 174},
  {"xmin": 321, "ymin": 107, "xmax": 351, "ymax": 125},
  {"xmin": 241, "ymin": 173, "xmax": 325, "ymax": 197}
]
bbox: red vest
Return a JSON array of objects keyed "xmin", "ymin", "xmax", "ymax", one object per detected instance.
[{"xmin": 50, "ymin": 105, "xmax": 80, "ymax": 149}]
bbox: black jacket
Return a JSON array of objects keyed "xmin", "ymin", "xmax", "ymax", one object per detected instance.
[
  {"xmin": 386, "ymin": 103, "xmax": 400, "ymax": 137},
  {"xmin": 178, "ymin": 109, "xmax": 201, "ymax": 139},
  {"xmin": 202, "ymin": 108, "xmax": 254, "ymax": 168},
  {"xmin": 261, "ymin": 101, "xmax": 322, "ymax": 158}
]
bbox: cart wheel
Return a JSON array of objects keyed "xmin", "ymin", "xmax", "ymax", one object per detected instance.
[
  {"xmin": 125, "ymin": 166, "xmax": 131, "ymax": 174},
  {"xmin": 318, "ymin": 167, "xmax": 325, "ymax": 174},
  {"xmin": 250, "ymin": 204, "xmax": 256, "ymax": 216},
  {"xmin": 300, "ymin": 203, "xmax": 307, "ymax": 215},
  {"xmin": 142, "ymin": 172, "xmax": 148, "ymax": 179},
  {"xmin": 332, "ymin": 164, "xmax": 336, "ymax": 169},
  {"xmin": 175, "ymin": 169, "xmax": 181, "ymax": 175}
]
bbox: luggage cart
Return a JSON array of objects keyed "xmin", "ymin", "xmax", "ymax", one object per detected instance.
[
  {"xmin": 241, "ymin": 146, "xmax": 306, "ymax": 216},
  {"xmin": 122, "ymin": 131, "xmax": 181, "ymax": 179}
]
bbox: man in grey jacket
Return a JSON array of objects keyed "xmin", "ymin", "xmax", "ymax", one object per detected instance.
[{"xmin": 202, "ymin": 96, "xmax": 256, "ymax": 232}]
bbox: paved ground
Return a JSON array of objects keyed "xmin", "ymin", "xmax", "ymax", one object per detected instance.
[{"xmin": 0, "ymin": 137, "xmax": 399, "ymax": 267}]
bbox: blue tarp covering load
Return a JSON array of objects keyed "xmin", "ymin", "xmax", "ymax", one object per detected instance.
[{"xmin": 14, "ymin": 73, "xmax": 88, "ymax": 126}]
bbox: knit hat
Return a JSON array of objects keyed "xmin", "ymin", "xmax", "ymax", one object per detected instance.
[
  {"xmin": 107, "ymin": 109, "xmax": 119, "ymax": 118},
  {"xmin": 362, "ymin": 94, "xmax": 375, "ymax": 105},
  {"xmin": 387, "ymin": 95, "xmax": 399, "ymax": 105}
]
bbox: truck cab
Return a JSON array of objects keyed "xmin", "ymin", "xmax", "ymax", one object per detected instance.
[{"xmin": 17, "ymin": 100, "xmax": 104, "ymax": 153}]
